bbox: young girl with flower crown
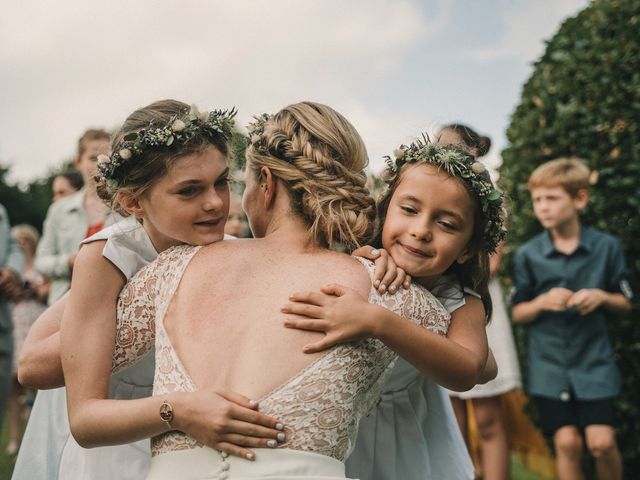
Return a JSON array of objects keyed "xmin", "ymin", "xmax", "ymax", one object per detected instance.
[
  {"xmin": 281, "ymin": 136, "xmax": 506, "ymax": 479},
  {"xmin": 14, "ymin": 100, "xmax": 286, "ymax": 480}
]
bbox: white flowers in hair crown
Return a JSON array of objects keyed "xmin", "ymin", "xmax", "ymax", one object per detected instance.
[
  {"xmin": 386, "ymin": 135, "xmax": 507, "ymax": 253},
  {"xmin": 97, "ymin": 105, "xmax": 236, "ymax": 188}
]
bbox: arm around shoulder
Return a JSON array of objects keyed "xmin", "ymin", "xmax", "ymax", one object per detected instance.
[
  {"xmin": 18, "ymin": 295, "xmax": 67, "ymax": 389},
  {"xmin": 374, "ymin": 294, "xmax": 489, "ymax": 391}
]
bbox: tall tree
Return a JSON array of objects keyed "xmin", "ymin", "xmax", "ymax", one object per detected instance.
[{"xmin": 500, "ymin": 0, "xmax": 640, "ymax": 475}]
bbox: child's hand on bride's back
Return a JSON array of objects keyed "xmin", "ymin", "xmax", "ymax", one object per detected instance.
[{"xmin": 282, "ymin": 284, "xmax": 380, "ymax": 353}]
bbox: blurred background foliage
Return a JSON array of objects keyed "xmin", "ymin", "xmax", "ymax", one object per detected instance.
[
  {"xmin": 0, "ymin": 0, "xmax": 638, "ymax": 475},
  {"xmin": 499, "ymin": 0, "xmax": 640, "ymax": 476}
]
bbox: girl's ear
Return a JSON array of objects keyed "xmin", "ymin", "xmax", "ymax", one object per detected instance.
[{"xmin": 116, "ymin": 191, "xmax": 144, "ymax": 219}]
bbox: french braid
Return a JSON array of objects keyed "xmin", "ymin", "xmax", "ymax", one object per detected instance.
[{"xmin": 246, "ymin": 102, "xmax": 375, "ymax": 251}]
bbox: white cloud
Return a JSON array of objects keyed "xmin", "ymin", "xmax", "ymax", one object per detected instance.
[
  {"xmin": 1, "ymin": 0, "xmax": 455, "ymax": 181},
  {"xmin": 466, "ymin": 0, "xmax": 588, "ymax": 65}
]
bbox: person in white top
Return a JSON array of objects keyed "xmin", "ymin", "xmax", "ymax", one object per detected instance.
[
  {"xmin": 15, "ymin": 100, "xmax": 285, "ymax": 480},
  {"xmin": 61, "ymin": 102, "xmax": 455, "ymax": 479}
]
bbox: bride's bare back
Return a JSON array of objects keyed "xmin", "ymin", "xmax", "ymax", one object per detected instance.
[{"xmin": 164, "ymin": 238, "xmax": 371, "ymax": 400}]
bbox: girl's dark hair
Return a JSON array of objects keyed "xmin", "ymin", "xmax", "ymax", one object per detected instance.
[
  {"xmin": 421, "ymin": 123, "xmax": 494, "ymax": 320},
  {"xmin": 439, "ymin": 123, "xmax": 492, "ymax": 158},
  {"xmin": 56, "ymin": 170, "xmax": 84, "ymax": 191},
  {"xmin": 375, "ymin": 163, "xmax": 493, "ymax": 322},
  {"xmin": 96, "ymin": 99, "xmax": 230, "ymax": 216}
]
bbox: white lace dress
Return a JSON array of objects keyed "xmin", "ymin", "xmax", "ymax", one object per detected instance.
[
  {"xmin": 112, "ymin": 246, "xmax": 451, "ymax": 480},
  {"xmin": 346, "ymin": 275, "xmax": 476, "ymax": 479}
]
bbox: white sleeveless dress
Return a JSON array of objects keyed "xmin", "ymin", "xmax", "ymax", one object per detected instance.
[
  {"xmin": 346, "ymin": 275, "xmax": 475, "ymax": 480},
  {"xmin": 13, "ymin": 217, "xmax": 157, "ymax": 480},
  {"xmin": 453, "ymin": 278, "xmax": 522, "ymax": 399},
  {"xmin": 111, "ymin": 247, "xmax": 452, "ymax": 479}
]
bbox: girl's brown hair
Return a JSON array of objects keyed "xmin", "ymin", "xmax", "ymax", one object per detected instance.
[
  {"xmin": 96, "ymin": 99, "xmax": 230, "ymax": 216},
  {"xmin": 376, "ymin": 160, "xmax": 494, "ymax": 322},
  {"xmin": 431, "ymin": 125, "xmax": 496, "ymax": 320}
]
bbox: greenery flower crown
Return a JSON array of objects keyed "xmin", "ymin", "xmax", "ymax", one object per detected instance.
[
  {"xmin": 245, "ymin": 113, "xmax": 272, "ymax": 154},
  {"xmin": 97, "ymin": 105, "xmax": 237, "ymax": 188},
  {"xmin": 384, "ymin": 135, "xmax": 507, "ymax": 253}
]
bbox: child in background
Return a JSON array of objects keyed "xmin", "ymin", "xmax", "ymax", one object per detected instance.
[
  {"xmin": 52, "ymin": 170, "xmax": 84, "ymax": 203},
  {"xmin": 225, "ymin": 193, "xmax": 249, "ymax": 238},
  {"xmin": 6, "ymin": 225, "xmax": 48, "ymax": 455},
  {"xmin": 283, "ymin": 137, "xmax": 505, "ymax": 479},
  {"xmin": 512, "ymin": 158, "xmax": 632, "ymax": 480},
  {"xmin": 439, "ymin": 123, "xmax": 521, "ymax": 480}
]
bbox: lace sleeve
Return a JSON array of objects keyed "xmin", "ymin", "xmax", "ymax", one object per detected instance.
[
  {"xmin": 354, "ymin": 257, "xmax": 451, "ymax": 336},
  {"xmin": 112, "ymin": 261, "xmax": 158, "ymax": 373},
  {"xmin": 112, "ymin": 244, "xmax": 202, "ymax": 373}
]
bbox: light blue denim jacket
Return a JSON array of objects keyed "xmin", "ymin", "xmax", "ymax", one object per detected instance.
[{"xmin": 34, "ymin": 190, "xmax": 118, "ymax": 304}]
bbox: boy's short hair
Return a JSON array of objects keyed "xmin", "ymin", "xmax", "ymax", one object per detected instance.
[
  {"xmin": 527, "ymin": 157, "xmax": 591, "ymax": 197},
  {"xmin": 77, "ymin": 129, "xmax": 110, "ymax": 157}
]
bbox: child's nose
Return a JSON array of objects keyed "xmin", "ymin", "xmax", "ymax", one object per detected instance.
[
  {"xmin": 410, "ymin": 222, "xmax": 432, "ymax": 241},
  {"xmin": 203, "ymin": 189, "xmax": 224, "ymax": 211}
]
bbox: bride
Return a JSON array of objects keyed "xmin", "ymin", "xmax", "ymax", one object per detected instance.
[{"xmin": 63, "ymin": 102, "xmax": 451, "ymax": 479}]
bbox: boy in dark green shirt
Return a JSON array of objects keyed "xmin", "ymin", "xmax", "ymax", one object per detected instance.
[{"xmin": 512, "ymin": 158, "xmax": 632, "ymax": 480}]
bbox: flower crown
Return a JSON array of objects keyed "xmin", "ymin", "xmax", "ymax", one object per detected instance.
[
  {"xmin": 245, "ymin": 113, "xmax": 272, "ymax": 153},
  {"xmin": 97, "ymin": 105, "xmax": 237, "ymax": 188},
  {"xmin": 384, "ymin": 135, "xmax": 507, "ymax": 253}
]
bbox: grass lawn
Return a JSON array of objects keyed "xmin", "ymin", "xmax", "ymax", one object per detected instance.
[{"xmin": 0, "ymin": 417, "xmax": 15, "ymax": 479}]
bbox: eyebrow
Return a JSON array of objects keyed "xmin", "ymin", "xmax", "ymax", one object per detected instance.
[
  {"xmin": 174, "ymin": 167, "xmax": 230, "ymax": 186},
  {"xmin": 398, "ymin": 194, "xmax": 466, "ymax": 222}
]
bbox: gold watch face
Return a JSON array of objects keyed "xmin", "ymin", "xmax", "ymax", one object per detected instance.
[{"xmin": 159, "ymin": 402, "xmax": 173, "ymax": 422}]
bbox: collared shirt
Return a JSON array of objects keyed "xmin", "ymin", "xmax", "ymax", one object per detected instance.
[
  {"xmin": 511, "ymin": 226, "xmax": 632, "ymax": 400},
  {"xmin": 34, "ymin": 190, "xmax": 118, "ymax": 304}
]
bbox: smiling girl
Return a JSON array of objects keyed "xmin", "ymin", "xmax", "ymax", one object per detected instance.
[
  {"xmin": 282, "ymin": 138, "xmax": 506, "ymax": 479},
  {"xmin": 14, "ymin": 100, "xmax": 285, "ymax": 480}
]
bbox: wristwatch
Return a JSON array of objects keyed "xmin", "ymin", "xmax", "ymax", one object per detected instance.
[{"xmin": 159, "ymin": 398, "xmax": 174, "ymax": 429}]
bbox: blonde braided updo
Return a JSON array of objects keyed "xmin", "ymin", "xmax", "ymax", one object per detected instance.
[{"xmin": 246, "ymin": 102, "xmax": 375, "ymax": 251}]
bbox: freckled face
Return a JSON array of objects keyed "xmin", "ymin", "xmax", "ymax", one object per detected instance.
[
  {"xmin": 381, "ymin": 164, "xmax": 475, "ymax": 288},
  {"xmin": 138, "ymin": 146, "xmax": 230, "ymax": 252}
]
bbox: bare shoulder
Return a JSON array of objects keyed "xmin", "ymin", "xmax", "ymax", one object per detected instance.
[{"xmin": 322, "ymin": 251, "xmax": 372, "ymax": 295}]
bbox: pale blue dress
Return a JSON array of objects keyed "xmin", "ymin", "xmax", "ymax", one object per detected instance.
[
  {"xmin": 13, "ymin": 217, "xmax": 157, "ymax": 480},
  {"xmin": 345, "ymin": 276, "xmax": 475, "ymax": 480}
]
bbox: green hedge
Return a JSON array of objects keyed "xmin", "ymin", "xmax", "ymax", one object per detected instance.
[{"xmin": 499, "ymin": 0, "xmax": 640, "ymax": 476}]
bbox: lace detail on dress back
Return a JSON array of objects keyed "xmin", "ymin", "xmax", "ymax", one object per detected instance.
[{"xmin": 114, "ymin": 252, "xmax": 450, "ymax": 461}]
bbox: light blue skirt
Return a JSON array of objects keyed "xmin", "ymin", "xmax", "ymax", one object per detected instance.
[{"xmin": 346, "ymin": 360, "xmax": 474, "ymax": 480}]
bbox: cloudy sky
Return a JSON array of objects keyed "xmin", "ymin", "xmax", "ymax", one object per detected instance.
[{"xmin": 1, "ymin": 0, "xmax": 588, "ymax": 183}]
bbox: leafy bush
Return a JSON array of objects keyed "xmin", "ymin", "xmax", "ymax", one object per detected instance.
[{"xmin": 499, "ymin": 0, "xmax": 640, "ymax": 476}]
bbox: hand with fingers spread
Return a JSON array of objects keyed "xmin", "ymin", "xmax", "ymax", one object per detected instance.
[
  {"xmin": 566, "ymin": 288, "xmax": 606, "ymax": 315},
  {"xmin": 172, "ymin": 389, "xmax": 286, "ymax": 460},
  {"xmin": 352, "ymin": 246, "xmax": 411, "ymax": 294},
  {"xmin": 282, "ymin": 284, "xmax": 377, "ymax": 353}
]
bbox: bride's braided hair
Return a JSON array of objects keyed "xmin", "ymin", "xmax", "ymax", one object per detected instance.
[{"xmin": 246, "ymin": 102, "xmax": 375, "ymax": 251}]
